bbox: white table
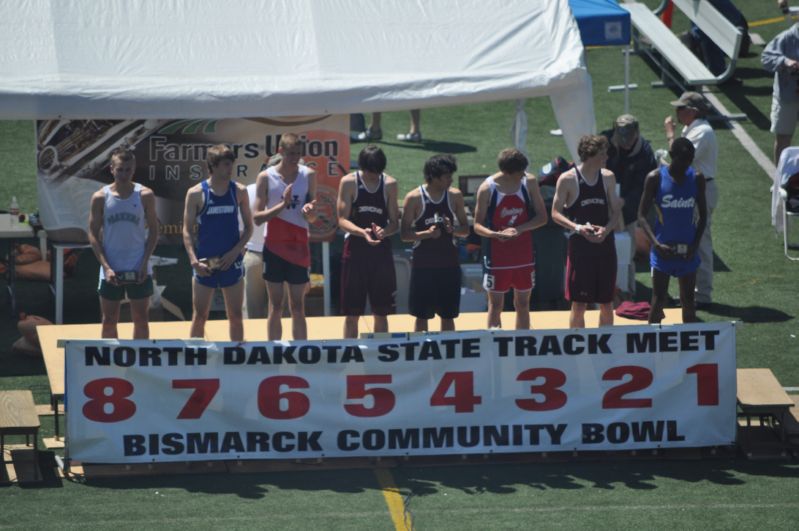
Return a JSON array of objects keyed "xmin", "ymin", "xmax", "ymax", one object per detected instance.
[
  {"xmin": 0, "ymin": 216, "xmax": 34, "ymax": 318},
  {"xmin": 50, "ymin": 242, "xmax": 91, "ymax": 324}
]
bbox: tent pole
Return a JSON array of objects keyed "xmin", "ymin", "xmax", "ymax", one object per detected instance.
[
  {"xmin": 322, "ymin": 241, "xmax": 331, "ymax": 316},
  {"xmin": 624, "ymin": 46, "xmax": 630, "ymax": 114}
]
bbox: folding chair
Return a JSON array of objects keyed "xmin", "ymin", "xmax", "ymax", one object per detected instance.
[{"xmin": 780, "ymin": 172, "xmax": 799, "ymax": 261}]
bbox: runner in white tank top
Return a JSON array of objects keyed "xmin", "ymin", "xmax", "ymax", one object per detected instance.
[
  {"xmin": 252, "ymin": 134, "xmax": 318, "ymax": 341},
  {"xmin": 100, "ymin": 182, "xmax": 150, "ymax": 278},
  {"xmin": 88, "ymin": 148, "xmax": 159, "ymax": 339}
]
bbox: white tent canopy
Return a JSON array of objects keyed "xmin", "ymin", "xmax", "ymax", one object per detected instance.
[{"xmin": 0, "ymin": 0, "xmax": 595, "ymax": 159}]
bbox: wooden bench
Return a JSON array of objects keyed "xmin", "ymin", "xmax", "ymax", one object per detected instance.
[
  {"xmin": 736, "ymin": 369, "xmax": 794, "ymax": 455},
  {"xmin": 623, "ymin": 0, "xmax": 743, "ymax": 88},
  {"xmin": 0, "ymin": 390, "xmax": 41, "ymax": 480}
]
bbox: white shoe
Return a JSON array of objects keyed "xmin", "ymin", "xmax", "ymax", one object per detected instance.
[{"xmin": 396, "ymin": 132, "xmax": 422, "ymax": 142}]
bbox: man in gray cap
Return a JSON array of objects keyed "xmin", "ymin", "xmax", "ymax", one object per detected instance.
[
  {"xmin": 601, "ymin": 114, "xmax": 657, "ymax": 298},
  {"xmin": 664, "ymin": 91, "xmax": 718, "ymax": 307},
  {"xmin": 762, "ymin": 22, "xmax": 799, "ymax": 164}
]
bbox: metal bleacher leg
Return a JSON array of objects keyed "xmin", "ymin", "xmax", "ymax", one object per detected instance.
[{"xmin": 55, "ymin": 245, "xmax": 64, "ymax": 324}]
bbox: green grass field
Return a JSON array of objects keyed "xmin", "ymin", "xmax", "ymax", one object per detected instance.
[{"xmin": 1, "ymin": 1, "xmax": 798, "ymax": 529}]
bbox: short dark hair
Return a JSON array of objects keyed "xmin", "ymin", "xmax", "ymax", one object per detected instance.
[
  {"xmin": 279, "ymin": 132, "xmax": 302, "ymax": 150},
  {"xmin": 110, "ymin": 146, "xmax": 135, "ymax": 166},
  {"xmin": 358, "ymin": 145, "xmax": 387, "ymax": 174},
  {"xmin": 206, "ymin": 144, "xmax": 235, "ymax": 171},
  {"xmin": 423, "ymin": 154, "xmax": 458, "ymax": 183},
  {"xmin": 669, "ymin": 137, "xmax": 696, "ymax": 164},
  {"xmin": 577, "ymin": 135, "xmax": 609, "ymax": 162},
  {"xmin": 497, "ymin": 148, "xmax": 528, "ymax": 174}
]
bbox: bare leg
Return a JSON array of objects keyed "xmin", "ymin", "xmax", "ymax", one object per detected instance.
[
  {"xmin": 369, "ymin": 112, "xmax": 382, "ymax": 133},
  {"xmin": 99, "ymin": 297, "xmax": 121, "ymax": 339},
  {"xmin": 409, "ymin": 110, "xmax": 421, "ymax": 135},
  {"xmin": 414, "ymin": 318, "xmax": 429, "ymax": 332},
  {"xmin": 513, "ymin": 289, "xmax": 531, "ymax": 329},
  {"xmin": 569, "ymin": 302, "xmax": 587, "ymax": 328},
  {"xmin": 287, "ymin": 282, "xmax": 308, "ymax": 340},
  {"xmin": 222, "ymin": 279, "xmax": 245, "ymax": 341},
  {"xmin": 678, "ymin": 273, "xmax": 698, "ymax": 323},
  {"xmin": 373, "ymin": 315, "xmax": 389, "ymax": 334},
  {"xmin": 775, "ymin": 133, "xmax": 793, "ymax": 165},
  {"xmin": 190, "ymin": 280, "xmax": 215, "ymax": 338},
  {"xmin": 598, "ymin": 302, "xmax": 614, "ymax": 327},
  {"xmin": 266, "ymin": 281, "xmax": 286, "ymax": 340},
  {"xmin": 440, "ymin": 318, "xmax": 455, "ymax": 332},
  {"xmin": 487, "ymin": 291, "xmax": 504, "ymax": 328},
  {"xmin": 129, "ymin": 297, "xmax": 150, "ymax": 339},
  {"xmin": 648, "ymin": 269, "xmax": 670, "ymax": 324},
  {"xmin": 344, "ymin": 315, "xmax": 359, "ymax": 339}
]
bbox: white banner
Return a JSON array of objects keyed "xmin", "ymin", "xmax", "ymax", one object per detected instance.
[{"xmin": 65, "ymin": 323, "xmax": 736, "ymax": 464}]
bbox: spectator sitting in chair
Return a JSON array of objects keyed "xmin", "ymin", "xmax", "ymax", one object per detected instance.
[{"xmin": 601, "ymin": 114, "xmax": 657, "ymax": 299}]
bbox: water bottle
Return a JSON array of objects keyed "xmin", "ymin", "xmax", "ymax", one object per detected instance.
[{"xmin": 9, "ymin": 196, "xmax": 19, "ymax": 226}]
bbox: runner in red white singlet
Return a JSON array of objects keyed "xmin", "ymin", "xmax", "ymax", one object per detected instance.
[
  {"xmin": 253, "ymin": 133, "xmax": 317, "ymax": 341},
  {"xmin": 473, "ymin": 148, "xmax": 547, "ymax": 329}
]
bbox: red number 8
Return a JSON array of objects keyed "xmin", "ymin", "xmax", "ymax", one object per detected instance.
[{"xmin": 82, "ymin": 377, "xmax": 137, "ymax": 423}]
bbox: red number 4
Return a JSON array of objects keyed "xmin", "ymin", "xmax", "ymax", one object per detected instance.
[{"xmin": 430, "ymin": 371, "xmax": 482, "ymax": 413}]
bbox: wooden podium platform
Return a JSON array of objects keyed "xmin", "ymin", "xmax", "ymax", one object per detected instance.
[{"xmin": 36, "ymin": 309, "xmax": 683, "ymax": 449}]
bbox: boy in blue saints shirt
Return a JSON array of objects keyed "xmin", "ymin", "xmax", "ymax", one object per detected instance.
[{"xmin": 638, "ymin": 138, "xmax": 707, "ymax": 324}]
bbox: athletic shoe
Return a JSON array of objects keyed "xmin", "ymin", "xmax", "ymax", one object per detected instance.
[
  {"xmin": 351, "ymin": 128, "xmax": 382, "ymax": 142},
  {"xmin": 396, "ymin": 132, "xmax": 422, "ymax": 142}
]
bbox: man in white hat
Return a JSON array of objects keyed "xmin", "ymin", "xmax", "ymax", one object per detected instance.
[{"xmin": 664, "ymin": 92, "xmax": 718, "ymax": 308}]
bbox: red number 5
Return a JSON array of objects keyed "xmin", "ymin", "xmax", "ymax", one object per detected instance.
[{"xmin": 344, "ymin": 375, "xmax": 395, "ymax": 417}]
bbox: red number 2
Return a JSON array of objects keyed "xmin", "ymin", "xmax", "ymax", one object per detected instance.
[{"xmin": 602, "ymin": 366, "xmax": 653, "ymax": 408}]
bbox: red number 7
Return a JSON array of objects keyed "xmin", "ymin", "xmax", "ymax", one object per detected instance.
[{"xmin": 172, "ymin": 379, "xmax": 220, "ymax": 419}]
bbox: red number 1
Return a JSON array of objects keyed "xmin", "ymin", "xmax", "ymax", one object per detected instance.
[{"xmin": 687, "ymin": 363, "xmax": 719, "ymax": 406}]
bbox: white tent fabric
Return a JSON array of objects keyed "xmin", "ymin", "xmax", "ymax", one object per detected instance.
[{"xmin": 0, "ymin": 0, "xmax": 594, "ymax": 159}]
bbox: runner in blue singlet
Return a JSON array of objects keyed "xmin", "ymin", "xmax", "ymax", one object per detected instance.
[{"xmin": 638, "ymin": 138, "xmax": 707, "ymax": 324}]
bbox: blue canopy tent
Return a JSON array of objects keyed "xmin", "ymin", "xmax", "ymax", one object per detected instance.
[{"xmin": 569, "ymin": 0, "xmax": 634, "ymax": 111}]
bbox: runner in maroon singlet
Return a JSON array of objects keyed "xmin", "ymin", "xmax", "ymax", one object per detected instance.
[
  {"xmin": 401, "ymin": 154, "xmax": 469, "ymax": 332},
  {"xmin": 337, "ymin": 145, "xmax": 400, "ymax": 338},
  {"xmin": 552, "ymin": 135, "xmax": 621, "ymax": 328}
]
